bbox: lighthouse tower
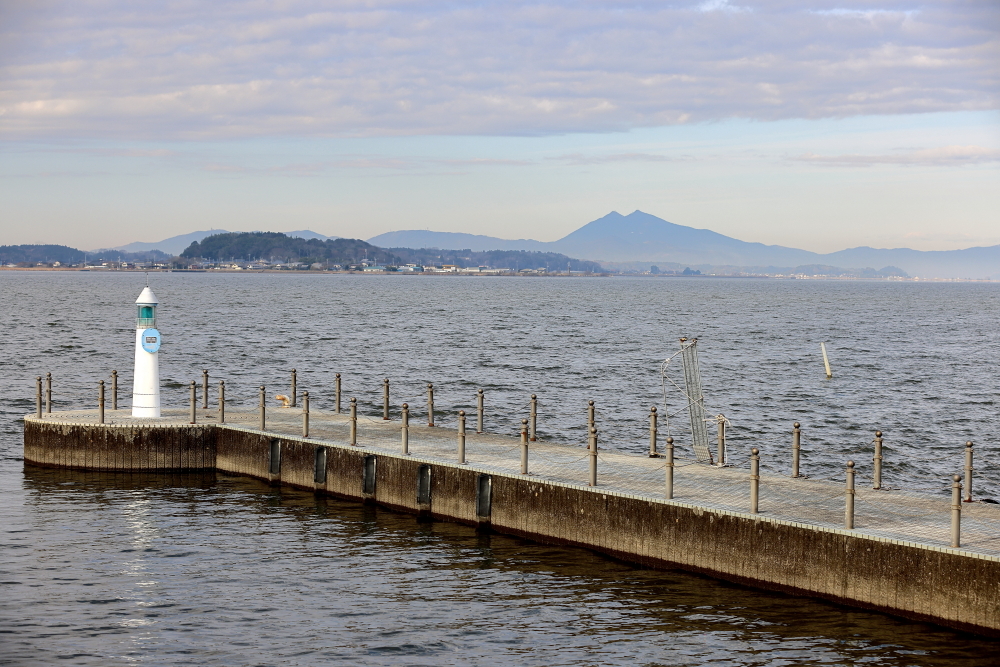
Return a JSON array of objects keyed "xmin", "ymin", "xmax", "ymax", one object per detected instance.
[{"xmin": 132, "ymin": 286, "xmax": 162, "ymax": 417}]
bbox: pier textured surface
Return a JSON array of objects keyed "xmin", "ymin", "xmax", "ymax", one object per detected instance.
[{"xmin": 23, "ymin": 407, "xmax": 1000, "ymax": 636}]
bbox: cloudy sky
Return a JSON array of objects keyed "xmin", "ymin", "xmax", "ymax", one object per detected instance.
[{"xmin": 2, "ymin": 0, "xmax": 998, "ymax": 252}]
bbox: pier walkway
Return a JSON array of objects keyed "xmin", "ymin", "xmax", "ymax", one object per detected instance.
[{"xmin": 28, "ymin": 407, "xmax": 1000, "ymax": 561}]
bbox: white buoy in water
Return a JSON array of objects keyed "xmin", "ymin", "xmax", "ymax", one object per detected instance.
[
  {"xmin": 820, "ymin": 342, "xmax": 832, "ymax": 379},
  {"xmin": 132, "ymin": 286, "xmax": 162, "ymax": 417}
]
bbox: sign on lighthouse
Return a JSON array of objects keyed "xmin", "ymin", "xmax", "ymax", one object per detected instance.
[{"xmin": 132, "ymin": 286, "xmax": 161, "ymax": 417}]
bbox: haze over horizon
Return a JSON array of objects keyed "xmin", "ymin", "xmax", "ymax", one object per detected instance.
[{"xmin": 2, "ymin": 1, "xmax": 997, "ymax": 253}]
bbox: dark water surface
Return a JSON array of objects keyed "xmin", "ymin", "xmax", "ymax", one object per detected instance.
[{"xmin": 2, "ymin": 272, "xmax": 999, "ymax": 665}]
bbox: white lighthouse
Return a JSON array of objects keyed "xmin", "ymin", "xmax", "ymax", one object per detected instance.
[{"xmin": 132, "ymin": 286, "xmax": 162, "ymax": 417}]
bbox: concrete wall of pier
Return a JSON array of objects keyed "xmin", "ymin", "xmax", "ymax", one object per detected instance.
[{"xmin": 23, "ymin": 418, "xmax": 1000, "ymax": 636}]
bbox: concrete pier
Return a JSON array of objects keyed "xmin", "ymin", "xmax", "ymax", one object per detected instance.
[{"xmin": 22, "ymin": 407, "xmax": 1000, "ymax": 637}]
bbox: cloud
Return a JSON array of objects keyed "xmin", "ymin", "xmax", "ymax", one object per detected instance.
[
  {"xmin": 1, "ymin": 1, "xmax": 996, "ymax": 139},
  {"xmin": 793, "ymin": 145, "xmax": 1000, "ymax": 166},
  {"xmin": 551, "ymin": 152, "xmax": 682, "ymax": 165}
]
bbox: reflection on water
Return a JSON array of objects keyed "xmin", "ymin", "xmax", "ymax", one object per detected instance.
[{"xmin": 2, "ymin": 272, "xmax": 999, "ymax": 664}]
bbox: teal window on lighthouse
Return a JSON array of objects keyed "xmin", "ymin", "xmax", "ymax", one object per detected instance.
[{"xmin": 137, "ymin": 305, "xmax": 155, "ymax": 328}]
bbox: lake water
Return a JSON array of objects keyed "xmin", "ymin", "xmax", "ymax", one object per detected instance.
[{"xmin": 2, "ymin": 271, "xmax": 999, "ymax": 665}]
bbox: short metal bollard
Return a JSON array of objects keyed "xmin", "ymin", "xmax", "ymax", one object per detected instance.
[
  {"xmin": 665, "ymin": 436, "xmax": 674, "ymax": 499},
  {"xmin": 649, "ymin": 406, "xmax": 658, "ymax": 457},
  {"xmin": 476, "ymin": 388, "xmax": 484, "ymax": 433},
  {"xmin": 112, "ymin": 370, "xmax": 118, "ymax": 410},
  {"xmin": 750, "ymin": 448, "xmax": 760, "ymax": 514},
  {"xmin": 792, "ymin": 422, "xmax": 801, "ymax": 478},
  {"xmin": 219, "ymin": 381, "xmax": 226, "ymax": 423},
  {"xmin": 46, "ymin": 372, "xmax": 52, "ymax": 413},
  {"xmin": 335, "ymin": 373, "xmax": 342, "ymax": 414},
  {"xmin": 202, "ymin": 369, "xmax": 209, "ymax": 409},
  {"xmin": 350, "ymin": 398, "xmax": 358, "ymax": 445},
  {"xmin": 35, "ymin": 376, "xmax": 42, "ymax": 418},
  {"xmin": 873, "ymin": 430, "xmax": 883, "ymax": 490},
  {"xmin": 845, "ymin": 460, "xmax": 856, "ymax": 529},
  {"xmin": 520, "ymin": 418, "xmax": 529, "ymax": 474},
  {"xmin": 189, "ymin": 381, "xmax": 197, "ymax": 424},
  {"xmin": 383, "ymin": 379, "xmax": 390, "ymax": 420},
  {"xmin": 458, "ymin": 410, "xmax": 467, "ymax": 463},
  {"xmin": 588, "ymin": 426, "xmax": 598, "ymax": 486},
  {"xmin": 529, "ymin": 394, "xmax": 538, "ymax": 441},
  {"xmin": 401, "ymin": 403, "xmax": 410, "ymax": 455},
  {"xmin": 302, "ymin": 391, "xmax": 310, "ymax": 438},
  {"xmin": 716, "ymin": 413, "xmax": 727, "ymax": 467},
  {"xmin": 965, "ymin": 441, "xmax": 974, "ymax": 502},
  {"xmin": 98, "ymin": 380, "xmax": 105, "ymax": 424},
  {"xmin": 951, "ymin": 474, "xmax": 962, "ymax": 548},
  {"xmin": 259, "ymin": 386, "xmax": 266, "ymax": 431},
  {"xmin": 427, "ymin": 383, "xmax": 435, "ymax": 427}
]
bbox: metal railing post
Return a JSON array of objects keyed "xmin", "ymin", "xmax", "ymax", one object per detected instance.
[
  {"xmin": 427, "ymin": 383, "xmax": 435, "ymax": 426},
  {"xmin": 520, "ymin": 418, "xmax": 529, "ymax": 474},
  {"xmin": 35, "ymin": 376, "xmax": 42, "ymax": 418},
  {"xmin": 290, "ymin": 369, "xmax": 297, "ymax": 408},
  {"xmin": 873, "ymin": 430, "xmax": 883, "ymax": 490},
  {"xmin": 665, "ymin": 436, "xmax": 674, "ymax": 499},
  {"xmin": 845, "ymin": 460, "xmax": 855, "ymax": 529},
  {"xmin": 716, "ymin": 413, "xmax": 726, "ymax": 466},
  {"xmin": 951, "ymin": 475, "xmax": 962, "ymax": 548},
  {"xmin": 965, "ymin": 441, "xmax": 974, "ymax": 502},
  {"xmin": 98, "ymin": 380, "xmax": 105, "ymax": 424},
  {"xmin": 792, "ymin": 422, "xmax": 801, "ymax": 478},
  {"xmin": 202, "ymin": 369, "xmax": 209, "ymax": 409},
  {"xmin": 45, "ymin": 372, "xmax": 52, "ymax": 413},
  {"xmin": 401, "ymin": 403, "xmax": 409, "ymax": 455},
  {"xmin": 458, "ymin": 410, "xmax": 467, "ymax": 464},
  {"xmin": 588, "ymin": 426, "xmax": 598, "ymax": 486},
  {"xmin": 259, "ymin": 386, "xmax": 266, "ymax": 431},
  {"xmin": 218, "ymin": 381, "xmax": 225, "ymax": 423},
  {"xmin": 529, "ymin": 394, "xmax": 538, "ymax": 441},
  {"xmin": 302, "ymin": 391, "xmax": 310, "ymax": 438},
  {"xmin": 476, "ymin": 388, "xmax": 484, "ymax": 433},
  {"xmin": 350, "ymin": 398, "xmax": 358, "ymax": 445},
  {"xmin": 750, "ymin": 448, "xmax": 760, "ymax": 514},
  {"xmin": 111, "ymin": 370, "xmax": 118, "ymax": 410},
  {"xmin": 587, "ymin": 400, "xmax": 595, "ymax": 430},
  {"xmin": 383, "ymin": 379, "xmax": 390, "ymax": 420},
  {"xmin": 335, "ymin": 373, "xmax": 342, "ymax": 414},
  {"xmin": 649, "ymin": 407, "xmax": 658, "ymax": 457}
]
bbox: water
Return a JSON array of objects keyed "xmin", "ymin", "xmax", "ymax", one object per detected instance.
[{"xmin": 2, "ymin": 272, "xmax": 999, "ymax": 665}]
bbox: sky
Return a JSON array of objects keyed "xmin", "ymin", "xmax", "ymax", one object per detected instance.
[{"xmin": 1, "ymin": 0, "xmax": 998, "ymax": 253}]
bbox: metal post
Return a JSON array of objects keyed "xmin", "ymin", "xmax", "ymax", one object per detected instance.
[
  {"xmin": 350, "ymin": 398, "xmax": 358, "ymax": 446},
  {"xmin": 873, "ymin": 430, "xmax": 883, "ymax": 490},
  {"xmin": 792, "ymin": 422, "xmax": 801, "ymax": 478},
  {"xmin": 427, "ymin": 383, "xmax": 435, "ymax": 427},
  {"xmin": 35, "ymin": 376, "xmax": 42, "ymax": 418},
  {"xmin": 665, "ymin": 436, "xmax": 674, "ymax": 499},
  {"xmin": 218, "ymin": 381, "xmax": 225, "ymax": 423},
  {"xmin": 520, "ymin": 418, "xmax": 529, "ymax": 474},
  {"xmin": 98, "ymin": 380, "xmax": 105, "ymax": 424},
  {"xmin": 290, "ymin": 369, "xmax": 297, "ymax": 408},
  {"xmin": 588, "ymin": 426, "xmax": 598, "ymax": 487},
  {"xmin": 202, "ymin": 369, "xmax": 209, "ymax": 409},
  {"xmin": 335, "ymin": 373, "xmax": 342, "ymax": 414},
  {"xmin": 458, "ymin": 410, "xmax": 467, "ymax": 464},
  {"xmin": 845, "ymin": 460, "xmax": 855, "ymax": 529},
  {"xmin": 476, "ymin": 388, "xmax": 484, "ymax": 433},
  {"xmin": 951, "ymin": 475, "xmax": 962, "ymax": 548},
  {"xmin": 965, "ymin": 441, "xmax": 974, "ymax": 502},
  {"xmin": 189, "ymin": 381, "xmax": 197, "ymax": 424},
  {"xmin": 529, "ymin": 394, "xmax": 538, "ymax": 441},
  {"xmin": 302, "ymin": 391, "xmax": 310, "ymax": 438},
  {"xmin": 649, "ymin": 406, "xmax": 658, "ymax": 457},
  {"xmin": 259, "ymin": 386, "xmax": 266, "ymax": 431},
  {"xmin": 383, "ymin": 378, "xmax": 390, "ymax": 420},
  {"xmin": 716, "ymin": 414, "xmax": 726, "ymax": 466},
  {"xmin": 111, "ymin": 370, "xmax": 118, "ymax": 410},
  {"xmin": 401, "ymin": 403, "xmax": 410, "ymax": 455},
  {"xmin": 45, "ymin": 372, "xmax": 52, "ymax": 413},
  {"xmin": 750, "ymin": 448, "xmax": 760, "ymax": 514},
  {"xmin": 587, "ymin": 400, "xmax": 595, "ymax": 430}
]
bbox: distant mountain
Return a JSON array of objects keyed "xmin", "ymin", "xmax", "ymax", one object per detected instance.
[
  {"xmin": 109, "ymin": 229, "xmax": 230, "ymax": 256},
  {"xmin": 285, "ymin": 230, "xmax": 341, "ymax": 241},
  {"xmin": 368, "ymin": 211, "xmax": 1000, "ymax": 279}
]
